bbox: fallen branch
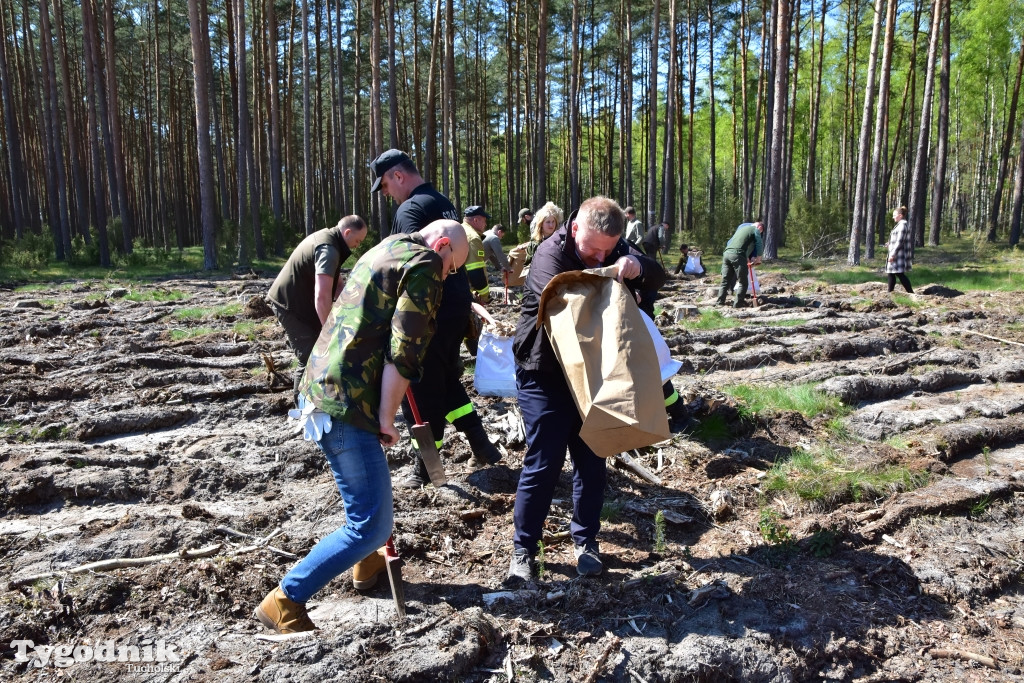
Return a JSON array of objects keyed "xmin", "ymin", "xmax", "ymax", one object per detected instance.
[
  {"xmin": 956, "ymin": 329, "xmax": 1024, "ymax": 348},
  {"xmin": 613, "ymin": 453, "xmax": 663, "ymax": 486},
  {"xmin": 218, "ymin": 526, "xmax": 297, "ymax": 559},
  {"xmin": 9, "ymin": 544, "xmax": 224, "ymax": 588},
  {"xmin": 582, "ymin": 634, "xmax": 622, "ymax": 683},
  {"xmin": 458, "ymin": 508, "xmax": 488, "ymax": 521},
  {"xmin": 928, "ymin": 648, "xmax": 998, "ymax": 670}
]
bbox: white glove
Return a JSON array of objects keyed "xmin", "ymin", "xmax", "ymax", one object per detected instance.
[{"xmin": 288, "ymin": 395, "xmax": 333, "ymax": 442}]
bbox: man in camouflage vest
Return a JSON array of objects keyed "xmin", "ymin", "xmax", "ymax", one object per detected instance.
[
  {"xmin": 268, "ymin": 215, "xmax": 368, "ymax": 400},
  {"xmin": 255, "ymin": 220, "xmax": 469, "ymax": 635}
]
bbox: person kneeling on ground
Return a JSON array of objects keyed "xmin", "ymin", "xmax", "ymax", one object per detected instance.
[
  {"xmin": 673, "ymin": 243, "xmax": 705, "ymax": 278},
  {"xmin": 254, "ymin": 220, "xmax": 469, "ymax": 634}
]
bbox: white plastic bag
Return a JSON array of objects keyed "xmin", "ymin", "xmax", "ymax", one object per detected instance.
[
  {"xmin": 747, "ymin": 268, "xmax": 760, "ymax": 295},
  {"xmin": 684, "ymin": 254, "xmax": 704, "ymax": 275},
  {"xmin": 474, "ymin": 330, "xmax": 517, "ymax": 397},
  {"xmin": 640, "ymin": 310, "xmax": 683, "ymax": 383}
]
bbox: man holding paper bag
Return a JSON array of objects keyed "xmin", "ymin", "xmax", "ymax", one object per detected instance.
[{"xmin": 507, "ymin": 197, "xmax": 666, "ymax": 584}]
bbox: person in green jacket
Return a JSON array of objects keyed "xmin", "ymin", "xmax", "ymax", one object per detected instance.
[{"xmin": 716, "ymin": 221, "xmax": 764, "ymax": 308}]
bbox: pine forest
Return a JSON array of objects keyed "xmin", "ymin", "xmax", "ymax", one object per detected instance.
[{"xmin": 0, "ymin": 0, "xmax": 1022, "ymax": 269}]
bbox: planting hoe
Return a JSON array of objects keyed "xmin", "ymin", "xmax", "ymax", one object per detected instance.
[{"xmin": 383, "ymin": 536, "xmax": 406, "ymax": 618}]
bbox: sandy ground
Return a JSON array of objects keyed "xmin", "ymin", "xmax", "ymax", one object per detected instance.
[{"xmin": 0, "ymin": 265, "xmax": 1022, "ymax": 682}]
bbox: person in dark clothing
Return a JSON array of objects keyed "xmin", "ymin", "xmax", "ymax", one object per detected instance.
[
  {"xmin": 507, "ymin": 196, "xmax": 666, "ymax": 584},
  {"xmin": 716, "ymin": 221, "xmax": 764, "ymax": 308},
  {"xmin": 369, "ymin": 149, "xmax": 501, "ymax": 486},
  {"xmin": 640, "ymin": 222, "xmax": 669, "ymax": 258},
  {"xmin": 268, "ymin": 215, "xmax": 368, "ymax": 400}
]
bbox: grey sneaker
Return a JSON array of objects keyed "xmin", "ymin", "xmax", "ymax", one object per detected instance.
[
  {"xmin": 574, "ymin": 540, "xmax": 603, "ymax": 577},
  {"xmin": 505, "ymin": 548, "xmax": 535, "ymax": 585}
]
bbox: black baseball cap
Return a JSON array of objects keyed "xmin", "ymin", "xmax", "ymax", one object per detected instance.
[
  {"xmin": 464, "ymin": 205, "xmax": 490, "ymax": 218},
  {"xmin": 369, "ymin": 149, "xmax": 412, "ymax": 192}
]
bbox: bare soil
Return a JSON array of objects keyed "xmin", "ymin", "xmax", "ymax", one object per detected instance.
[{"xmin": 1, "ymin": 268, "xmax": 1022, "ymax": 682}]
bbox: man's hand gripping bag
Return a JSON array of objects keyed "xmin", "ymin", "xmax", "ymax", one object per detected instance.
[{"xmin": 538, "ymin": 267, "xmax": 670, "ymax": 457}]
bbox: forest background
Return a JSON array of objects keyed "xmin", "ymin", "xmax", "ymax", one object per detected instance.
[{"xmin": 1, "ymin": 0, "xmax": 1023, "ymax": 273}]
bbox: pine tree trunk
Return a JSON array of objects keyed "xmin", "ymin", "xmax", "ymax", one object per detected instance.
[
  {"xmin": 865, "ymin": 0, "xmax": 897, "ymax": 258},
  {"xmin": 707, "ymin": 0, "xmax": 717, "ymax": 237},
  {"xmin": 1009, "ymin": 117, "xmax": 1024, "ymax": 245},
  {"xmin": 266, "ymin": 0, "xmax": 283, "ymax": 253},
  {"xmin": 188, "ymin": 0, "xmax": 218, "ymax": 269},
  {"xmin": 103, "ymin": 0, "xmax": 134, "ymax": 253},
  {"xmin": 53, "ymin": 0, "xmax": 90, "ymax": 244},
  {"xmin": 908, "ymin": 0, "xmax": 942, "ymax": 248},
  {"xmin": 39, "ymin": 0, "xmax": 70, "ymax": 260},
  {"xmin": 659, "ymin": 0, "xmax": 677, "ymax": 230},
  {"xmin": 533, "ymin": 0, "xmax": 548, "ymax": 208},
  {"xmin": 986, "ymin": 46, "xmax": 1024, "ymax": 241},
  {"xmin": 764, "ymin": 0, "xmax": 790, "ymax": 259},
  {"xmin": 568, "ymin": 0, "xmax": 581, "ymax": 209},
  {"xmin": 805, "ymin": 0, "xmax": 826, "ymax": 203},
  {"xmin": 929, "ymin": 0, "xmax": 951, "ymax": 246},
  {"xmin": 848, "ymin": 0, "xmax": 884, "ymax": 265},
  {"xmin": 646, "ymin": 0, "xmax": 660, "ymax": 226},
  {"xmin": 0, "ymin": 0, "xmax": 28, "ymax": 239}
]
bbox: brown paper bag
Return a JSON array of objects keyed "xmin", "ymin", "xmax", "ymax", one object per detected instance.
[
  {"xmin": 538, "ymin": 267, "xmax": 670, "ymax": 457},
  {"xmin": 506, "ymin": 244, "xmax": 529, "ymax": 287}
]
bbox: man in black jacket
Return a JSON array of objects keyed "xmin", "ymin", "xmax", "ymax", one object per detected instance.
[
  {"xmin": 370, "ymin": 149, "xmax": 501, "ymax": 487},
  {"xmin": 508, "ymin": 196, "xmax": 665, "ymax": 583}
]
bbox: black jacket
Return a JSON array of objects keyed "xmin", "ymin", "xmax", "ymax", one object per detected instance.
[
  {"xmin": 390, "ymin": 182, "xmax": 470, "ymax": 322},
  {"xmin": 513, "ymin": 217, "xmax": 666, "ymax": 373}
]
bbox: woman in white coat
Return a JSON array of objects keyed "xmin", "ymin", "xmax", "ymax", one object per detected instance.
[{"xmin": 886, "ymin": 206, "xmax": 914, "ymax": 293}]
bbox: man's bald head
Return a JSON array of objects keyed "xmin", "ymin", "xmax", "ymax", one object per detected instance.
[{"xmin": 419, "ymin": 219, "xmax": 470, "ymax": 278}]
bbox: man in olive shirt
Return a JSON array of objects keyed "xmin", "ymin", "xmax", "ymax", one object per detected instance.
[
  {"xmin": 255, "ymin": 220, "xmax": 469, "ymax": 634},
  {"xmin": 268, "ymin": 215, "xmax": 368, "ymax": 398},
  {"xmin": 716, "ymin": 221, "xmax": 764, "ymax": 308}
]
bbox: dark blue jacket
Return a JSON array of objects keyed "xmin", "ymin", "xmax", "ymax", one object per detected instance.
[{"xmin": 513, "ymin": 215, "xmax": 665, "ymax": 373}]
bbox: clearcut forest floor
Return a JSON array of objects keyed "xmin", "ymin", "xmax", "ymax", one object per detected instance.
[{"xmin": 1, "ymin": 257, "xmax": 1022, "ymax": 682}]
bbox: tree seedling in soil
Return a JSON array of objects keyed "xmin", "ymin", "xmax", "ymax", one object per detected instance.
[
  {"xmin": 982, "ymin": 446, "xmax": 992, "ymax": 476},
  {"xmin": 758, "ymin": 509, "xmax": 794, "ymax": 547},
  {"xmin": 601, "ymin": 500, "xmax": 623, "ymax": 522},
  {"xmin": 653, "ymin": 510, "xmax": 668, "ymax": 553},
  {"xmin": 970, "ymin": 495, "xmax": 992, "ymax": 518},
  {"xmin": 536, "ymin": 541, "xmax": 547, "ymax": 579},
  {"xmin": 807, "ymin": 527, "xmax": 839, "ymax": 558}
]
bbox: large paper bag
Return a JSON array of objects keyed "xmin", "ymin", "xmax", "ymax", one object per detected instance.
[
  {"xmin": 506, "ymin": 244, "xmax": 529, "ymax": 287},
  {"xmin": 538, "ymin": 267, "xmax": 670, "ymax": 457}
]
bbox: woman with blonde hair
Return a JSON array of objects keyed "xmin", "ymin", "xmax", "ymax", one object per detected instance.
[
  {"xmin": 509, "ymin": 202, "xmax": 565, "ymax": 275},
  {"xmin": 530, "ymin": 202, "xmax": 564, "ymax": 244}
]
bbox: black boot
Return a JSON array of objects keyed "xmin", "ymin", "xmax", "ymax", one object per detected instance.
[
  {"xmin": 396, "ymin": 456, "xmax": 429, "ymax": 489},
  {"xmin": 461, "ymin": 419, "xmax": 501, "ymax": 467}
]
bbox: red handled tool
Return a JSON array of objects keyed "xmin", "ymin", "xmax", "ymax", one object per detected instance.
[
  {"xmin": 747, "ymin": 262, "xmax": 759, "ymax": 306},
  {"xmin": 404, "ymin": 388, "xmax": 447, "ymax": 486},
  {"xmin": 383, "ymin": 536, "xmax": 406, "ymax": 618}
]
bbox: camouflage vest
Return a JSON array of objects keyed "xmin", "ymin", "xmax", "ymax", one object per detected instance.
[{"xmin": 299, "ymin": 234, "xmax": 445, "ymax": 433}]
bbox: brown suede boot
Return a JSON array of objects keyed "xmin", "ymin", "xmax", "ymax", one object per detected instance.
[
  {"xmin": 352, "ymin": 549, "xmax": 386, "ymax": 590},
  {"xmin": 254, "ymin": 586, "xmax": 317, "ymax": 634}
]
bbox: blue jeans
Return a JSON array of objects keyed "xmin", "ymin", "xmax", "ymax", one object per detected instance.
[
  {"xmin": 280, "ymin": 421, "xmax": 393, "ymax": 603},
  {"xmin": 512, "ymin": 367, "xmax": 607, "ymax": 555}
]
